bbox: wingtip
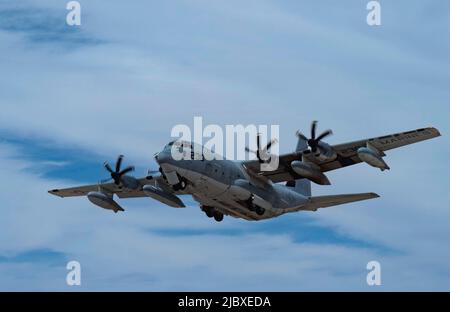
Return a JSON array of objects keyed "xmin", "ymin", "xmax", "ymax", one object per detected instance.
[
  {"xmin": 434, "ymin": 128, "xmax": 442, "ymax": 137},
  {"xmin": 428, "ymin": 127, "xmax": 442, "ymax": 137},
  {"xmin": 370, "ymin": 192, "xmax": 380, "ymax": 198},
  {"xmin": 48, "ymin": 189, "xmax": 64, "ymax": 198}
]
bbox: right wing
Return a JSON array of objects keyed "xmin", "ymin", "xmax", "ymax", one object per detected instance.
[
  {"xmin": 48, "ymin": 177, "xmax": 160, "ymax": 198},
  {"xmin": 48, "ymin": 175, "xmax": 187, "ymax": 208},
  {"xmin": 48, "ymin": 176, "xmax": 183, "ymax": 198}
]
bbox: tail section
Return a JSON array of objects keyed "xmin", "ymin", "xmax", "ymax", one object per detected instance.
[
  {"xmin": 304, "ymin": 192, "xmax": 379, "ymax": 211},
  {"xmin": 287, "ymin": 179, "xmax": 311, "ymax": 197},
  {"xmin": 286, "ymin": 135, "xmax": 311, "ymax": 197}
]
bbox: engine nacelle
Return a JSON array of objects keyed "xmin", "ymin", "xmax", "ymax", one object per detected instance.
[
  {"xmin": 228, "ymin": 183, "xmax": 252, "ymax": 200},
  {"xmin": 143, "ymin": 184, "xmax": 185, "ymax": 208},
  {"xmin": 251, "ymin": 194, "xmax": 272, "ymax": 210},
  {"xmin": 291, "ymin": 160, "xmax": 331, "ymax": 185},
  {"xmin": 87, "ymin": 191, "xmax": 124, "ymax": 213},
  {"xmin": 120, "ymin": 175, "xmax": 140, "ymax": 190},
  {"xmin": 314, "ymin": 142, "xmax": 337, "ymax": 162},
  {"xmin": 357, "ymin": 146, "xmax": 390, "ymax": 171},
  {"xmin": 228, "ymin": 180, "xmax": 272, "ymax": 209}
]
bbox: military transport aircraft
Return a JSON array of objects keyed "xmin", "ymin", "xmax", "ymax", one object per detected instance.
[{"xmin": 49, "ymin": 122, "xmax": 441, "ymax": 222}]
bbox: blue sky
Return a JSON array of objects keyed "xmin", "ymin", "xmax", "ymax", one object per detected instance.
[{"xmin": 0, "ymin": 0, "xmax": 449, "ymax": 290}]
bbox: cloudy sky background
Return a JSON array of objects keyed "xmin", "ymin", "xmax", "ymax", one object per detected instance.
[{"xmin": 0, "ymin": 0, "xmax": 449, "ymax": 290}]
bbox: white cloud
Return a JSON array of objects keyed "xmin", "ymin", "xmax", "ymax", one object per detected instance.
[
  {"xmin": 0, "ymin": 140, "xmax": 449, "ymax": 290},
  {"xmin": 0, "ymin": 0, "xmax": 449, "ymax": 290}
]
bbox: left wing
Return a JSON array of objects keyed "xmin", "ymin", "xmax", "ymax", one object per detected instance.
[{"xmin": 243, "ymin": 127, "xmax": 441, "ymax": 183}]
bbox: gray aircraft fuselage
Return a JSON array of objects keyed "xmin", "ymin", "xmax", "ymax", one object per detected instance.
[{"xmin": 154, "ymin": 142, "xmax": 309, "ymax": 221}]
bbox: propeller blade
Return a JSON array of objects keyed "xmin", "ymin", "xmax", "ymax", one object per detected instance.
[
  {"xmin": 297, "ymin": 121, "xmax": 333, "ymax": 154},
  {"xmin": 316, "ymin": 129, "xmax": 333, "ymax": 142},
  {"xmin": 116, "ymin": 155, "xmax": 124, "ymax": 172},
  {"xmin": 296, "ymin": 131, "xmax": 308, "ymax": 141},
  {"xmin": 263, "ymin": 138, "xmax": 278, "ymax": 153},
  {"xmin": 311, "ymin": 120, "xmax": 318, "ymax": 140},
  {"xmin": 104, "ymin": 162, "xmax": 114, "ymax": 173},
  {"xmin": 111, "ymin": 173, "xmax": 121, "ymax": 185},
  {"xmin": 246, "ymin": 134, "xmax": 278, "ymax": 162},
  {"xmin": 119, "ymin": 166, "xmax": 135, "ymax": 176}
]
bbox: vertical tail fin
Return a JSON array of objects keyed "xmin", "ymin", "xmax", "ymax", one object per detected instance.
[{"xmin": 286, "ymin": 135, "xmax": 311, "ymax": 197}]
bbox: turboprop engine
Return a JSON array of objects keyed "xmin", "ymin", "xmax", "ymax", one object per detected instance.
[
  {"xmin": 290, "ymin": 160, "xmax": 331, "ymax": 185},
  {"xmin": 357, "ymin": 143, "xmax": 390, "ymax": 171},
  {"xmin": 87, "ymin": 191, "xmax": 124, "ymax": 213},
  {"xmin": 296, "ymin": 121, "xmax": 337, "ymax": 161},
  {"xmin": 103, "ymin": 155, "xmax": 140, "ymax": 189}
]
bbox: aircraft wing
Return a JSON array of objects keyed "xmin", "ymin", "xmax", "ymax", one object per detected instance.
[
  {"xmin": 48, "ymin": 176, "xmax": 172, "ymax": 199},
  {"xmin": 243, "ymin": 127, "xmax": 441, "ymax": 183}
]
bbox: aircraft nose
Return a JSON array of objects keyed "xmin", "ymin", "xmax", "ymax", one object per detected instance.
[{"xmin": 154, "ymin": 151, "xmax": 169, "ymax": 164}]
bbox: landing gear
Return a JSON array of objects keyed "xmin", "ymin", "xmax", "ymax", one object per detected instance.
[
  {"xmin": 246, "ymin": 196, "xmax": 256, "ymax": 212},
  {"xmin": 255, "ymin": 206, "xmax": 265, "ymax": 216},
  {"xmin": 201, "ymin": 205, "xmax": 223, "ymax": 222},
  {"xmin": 213, "ymin": 211, "xmax": 224, "ymax": 222},
  {"xmin": 202, "ymin": 205, "xmax": 215, "ymax": 218},
  {"xmin": 246, "ymin": 195, "xmax": 265, "ymax": 216},
  {"xmin": 172, "ymin": 177, "xmax": 187, "ymax": 191}
]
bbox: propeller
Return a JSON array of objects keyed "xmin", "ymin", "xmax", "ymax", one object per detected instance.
[
  {"xmin": 246, "ymin": 134, "xmax": 278, "ymax": 163},
  {"xmin": 103, "ymin": 155, "xmax": 135, "ymax": 185},
  {"xmin": 296, "ymin": 121, "xmax": 333, "ymax": 153}
]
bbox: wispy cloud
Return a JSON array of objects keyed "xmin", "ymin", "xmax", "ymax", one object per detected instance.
[
  {"xmin": 0, "ymin": 249, "xmax": 67, "ymax": 266},
  {"xmin": 0, "ymin": 2, "xmax": 102, "ymax": 49},
  {"xmin": 0, "ymin": 0, "xmax": 449, "ymax": 290}
]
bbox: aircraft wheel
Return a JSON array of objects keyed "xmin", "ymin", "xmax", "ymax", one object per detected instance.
[
  {"xmin": 172, "ymin": 178, "xmax": 187, "ymax": 191},
  {"xmin": 201, "ymin": 205, "xmax": 214, "ymax": 218},
  {"xmin": 213, "ymin": 211, "xmax": 224, "ymax": 222},
  {"xmin": 255, "ymin": 206, "xmax": 265, "ymax": 216},
  {"xmin": 205, "ymin": 209, "xmax": 214, "ymax": 218},
  {"xmin": 247, "ymin": 196, "xmax": 256, "ymax": 211},
  {"xmin": 179, "ymin": 178, "xmax": 187, "ymax": 190}
]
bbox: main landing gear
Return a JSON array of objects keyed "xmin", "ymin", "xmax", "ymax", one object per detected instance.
[
  {"xmin": 172, "ymin": 177, "xmax": 187, "ymax": 191},
  {"xmin": 246, "ymin": 196, "xmax": 265, "ymax": 216},
  {"xmin": 160, "ymin": 168, "xmax": 187, "ymax": 192},
  {"xmin": 201, "ymin": 205, "xmax": 224, "ymax": 222}
]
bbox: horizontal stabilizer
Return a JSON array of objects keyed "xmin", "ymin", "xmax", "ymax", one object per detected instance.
[{"xmin": 304, "ymin": 192, "xmax": 379, "ymax": 211}]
